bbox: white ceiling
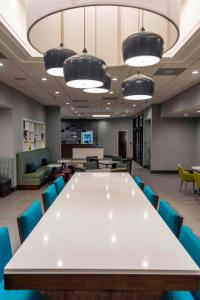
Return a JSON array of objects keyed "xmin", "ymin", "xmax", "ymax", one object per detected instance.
[{"xmin": 0, "ymin": 1, "xmax": 200, "ymax": 119}]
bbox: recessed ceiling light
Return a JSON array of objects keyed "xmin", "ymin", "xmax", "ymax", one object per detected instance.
[
  {"xmin": 192, "ymin": 70, "xmax": 199, "ymax": 75},
  {"xmin": 55, "ymin": 91, "xmax": 60, "ymax": 94},
  {"xmin": 66, "ymin": 102, "xmax": 70, "ymax": 105},
  {"xmin": 184, "ymin": 113, "xmax": 188, "ymax": 117},
  {"xmin": 41, "ymin": 77, "xmax": 47, "ymax": 81},
  {"xmin": 92, "ymin": 114, "xmax": 111, "ymax": 118},
  {"xmin": 0, "ymin": 62, "xmax": 4, "ymax": 67},
  {"xmin": 132, "ymin": 104, "xmax": 136, "ymax": 107},
  {"xmin": 109, "ymin": 91, "xmax": 114, "ymax": 94},
  {"xmin": 112, "ymin": 77, "xmax": 118, "ymax": 81},
  {"xmin": 107, "ymin": 102, "xmax": 111, "ymax": 105},
  {"xmin": 197, "ymin": 111, "xmax": 200, "ymax": 113},
  {"xmin": 106, "ymin": 107, "xmax": 110, "ymax": 110},
  {"xmin": 71, "ymin": 107, "xmax": 74, "ymax": 110}
]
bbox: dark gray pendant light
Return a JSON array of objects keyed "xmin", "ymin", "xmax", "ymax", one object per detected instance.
[
  {"xmin": 44, "ymin": 12, "xmax": 76, "ymax": 77},
  {"xmin": 83, "ymin": 72, "xmax": 111, "ymax": 94},
  {"xmin": 122, "ymin": 10, "xmax": 164, "ymax": 67},
  {"xmin": 122, "ymin": 72, "xmax": 155, "ymax": 100},
  {"xmin": 63, "ymin": 7, "xmax": 107, "ymax": 89}
]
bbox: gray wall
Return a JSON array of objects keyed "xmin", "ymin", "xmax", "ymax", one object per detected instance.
[
  {"xmin": 151, "ymin": 105, "xmax": 197, "ymax": 171},
  {"xmin": 46, "ymin": 106, "xmax": 61, "ymax": 162},
  {"xmin": 98, "ymin": 118, "xmax": 133, "ymax": 157},
  {"xmin": 0, "ymin": 82, "xmax": 46, "ymax": 185},
  {"xmin": 196, "ymin": 118, "xmax": 200, "ymax": 162}
]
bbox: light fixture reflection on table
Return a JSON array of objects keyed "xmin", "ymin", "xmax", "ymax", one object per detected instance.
[
  {"xmin": 43, "ymin": 235, "xmax": 49, "ymax": 242},
  {"xmin": 132, "ymin": 190, "xmax": 135, "ymax": 196},
  {"xmin": 111, "ymin": 235, "xmax": 117, "ymax": 244},
  {"xmin": 71, "ymin": 184, "xmax": 74, "ymax": 190},
  {"xmin": 56, "ymin": 212, "xmax": 61, "ymax": 219},
  {"xmin": 67, "ymin": 193, "xmax": 70, "ymax": 199},
  {"xmin": 142, "ymin": 260, "xmax": 149, "ymax": 268},
  {"xmin": 106, "ymin": 184, "xmax": 109, "ymax": 191},
  {"xmin": 108, "ymin": 211, "xmax": 113, "ymax": 220},
  {"xmin": 144, "ymin": 212, "xmax": 148, "ymax": 220},
  {"xmin": 106, "ymin": 193, "xmax": 110, "ymax": 200},
  {"xmin": 57, "ymin": 259, "xmax": 63, "ymax": 268}
]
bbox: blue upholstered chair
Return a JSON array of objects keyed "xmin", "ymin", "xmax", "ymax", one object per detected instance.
[
  {"xmin": 42, "ymin": 183, "xmax": 58, "ymax": 212},
  {"xmin": 54, "ymin": 176, "xmax": 65, "ymax": 194},
  {"xmin": 158, "ymin": 200, "xmax": 183, "ymax": 237},
  {"xmin": 134, "ymin": 176, "xmax": 144, "ymax": 190},
  {"xmin": 163, "ymin": 225, "xmax": 200, "ymax": 300},
  {"xmin": 17, "ymin": 200, "xmax": 42, "ymax": 243},
  {"xmin": 143, "ymin": 185, "xmax": 159, "ymax": 209},
  {"xmin": 0, "ymin": 226, "xmax": 43, "ymax": 300}
]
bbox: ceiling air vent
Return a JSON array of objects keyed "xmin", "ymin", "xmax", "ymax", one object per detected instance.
[
  {"xmin": 102, "ymin": 97, "xmax": 118, "ymax": 100},
  {"xmin": 76, "ymin": 105, "xmax": 90, "ymax": 109},
  {"xmin": 14, "ymin": 77, "xmax": 26, "ymax": 81},
  {"xmin": 155, "ymin": 68, "xmax": 186, "ymax": 76},
  {"xmin": 73, "ymin": 99, "xmax": 88, "ymax": 103}
]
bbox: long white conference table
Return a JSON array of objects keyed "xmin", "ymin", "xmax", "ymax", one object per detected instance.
[{"xmin": 5, "ymin": 173, "xmax": 200, "ymax": 300}]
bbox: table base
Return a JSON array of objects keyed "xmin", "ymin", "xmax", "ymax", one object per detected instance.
[{"xmin": 41, "ymin": 290, "xmax": 164, "ymax": 300}]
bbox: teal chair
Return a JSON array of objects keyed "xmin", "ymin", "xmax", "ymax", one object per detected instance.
[
  {"xmin": 163, "ymin": 225, "xmax": 200, "ymax": 300},
  {"xmin": 158, "ymin": 200, "xmax": 183, "ymax": 238},
  {"xmin": 54, "ymin": 176, "xmax": 65, "ymax": 194},
  {"xmin": 42, "ymin": 184, "xmax": 58, "ymax": 212},
  {"xmin": 17, "ymin": 200, "xmax": 43, "ymax": 243},
  {"xmin": 134, "ymin": 176, "xmax": 145, "ymax": 190},
  {"xmin": 83, "ymin": 161, "xmax": 97, "ymax": 170},
  {"xmin": 0, "ymin": 226, "xmax": 43, "ymax": 300},
  {"xmin": 143, "ymin": 185, "xmax": 159, "ymax": 209}
]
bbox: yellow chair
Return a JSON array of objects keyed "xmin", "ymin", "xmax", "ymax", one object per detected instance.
[
  {"xmin": 177, "ymin": 164, "xmax": 194, "ymax": 194},
  {"xmin": 193, "ymin": 172, "xmax": 200, "ymax": 200}
]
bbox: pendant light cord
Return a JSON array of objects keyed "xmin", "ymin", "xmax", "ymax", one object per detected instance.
[
  {"xmin": 83, "ymin": 7, "xmax": 87, "ymax": 54},
  {"xmin": 60, "ymin": 11, "xmax": 64, "ymax": 47},
  {"xmin": 141, "ymin": 10, "xmax": 145, "ymax": 32}
]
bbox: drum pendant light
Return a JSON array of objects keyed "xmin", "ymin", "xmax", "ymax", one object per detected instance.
[
  {"xmin": 83, "ymin": 72, "xmax": 111, "ymax": 94},
  {"xmin": 44, "ymin": 12, "xmax": 76, "ymax": 77},
  {"xmin": 122, "ymin": 71, "xmax": 155, "ymax": 100},
  {"xmin": 64, "ymin": 7, "xmax": 106, "ymax": 89},
  {"xmin": 122, "ymin": 10, "xmax": 164, "ymax": 67}
]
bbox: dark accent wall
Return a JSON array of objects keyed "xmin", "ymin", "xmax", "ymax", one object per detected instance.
[{"xmin": 61, "ymin": 119, "xmax": 99, "ymax": 146}]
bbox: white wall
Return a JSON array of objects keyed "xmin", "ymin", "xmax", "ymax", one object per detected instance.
[
  {"xmin": 98, "ymin": 118, "xmax": 133, "ymax": 157},
  {"xmin": 0, "ymin": 82, "xmax": 46, "ymax": 185}
]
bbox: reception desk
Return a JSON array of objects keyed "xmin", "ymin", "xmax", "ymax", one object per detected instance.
[
  {"xmin": 72, "ymin": 147, "xmax": 104, "ymax": 159},
  {"xmin": 61, "ymin": 144, "xmax": 93, "ymax": 158}
]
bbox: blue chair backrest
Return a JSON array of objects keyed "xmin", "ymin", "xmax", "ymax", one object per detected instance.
[
  {"xmin": 179, "ymin": 225, "xmax": 200, "ymax": 300},
  {"xmin": 143, "ymin": 185, "xmax": 158, "ymax": 209},
  {"xmin": 54, "ymin": 176, "xmax": 65, "ymax": 194},
  {"xmin": 0, "ymin": 227, "xmax": 12, "ymax": 283},
  {"xmin": 42, "ymin": 184, "xmax": 58, "ymax": 211},
  {"xmin": 179, "ymin": 225, "xmax": 200, "ymax": 267},
  {"xmin": 134, "ymin": 176, "xmax": 144, "ymax": 190},
  {"xmin": 158, "ymin": 200, "xmax": 183, "ymax": 237},
  {"xmin": 17, "ymin": 200, "xmax": 43, "ymax": 243}
]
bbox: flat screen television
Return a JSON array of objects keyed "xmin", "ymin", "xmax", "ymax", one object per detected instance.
[{"xmin": 81, "ymin": 131, "xmax": 93, "ymax": 144}]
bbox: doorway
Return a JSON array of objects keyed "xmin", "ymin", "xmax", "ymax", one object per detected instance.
[{"xmin": 118, "ymin": 131, "xmax": 127, "ymax": 158}]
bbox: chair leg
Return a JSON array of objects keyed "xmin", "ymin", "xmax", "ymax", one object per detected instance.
[
  {"xmin": 179, "ymin": 180, "xmax": 183, "ymax": 192},
  {"xmin": 196, "ymin": 189, "xmax": 200, "ymax": 200},
  {"xmin": 184, "ymin": 182, "xmax": 187, "ymax": 195},
  {"xmin": 193, "ymin": 181, "xmax": 195, "ymax": 194}
]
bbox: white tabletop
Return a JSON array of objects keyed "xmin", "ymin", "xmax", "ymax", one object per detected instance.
[
  {"xmin": 57, "ymin": 159, "xmax": 71, "ymax": 164},
  {"xmin": 47, "ymin": 163, "xmax": 62, "ymax": 168},
  {"xmin": 5, "ymin": 173, "xmax": 200, "ymax": 275},
  {"xmin": 191, "ymin": 166, "xmax": 200, "ymax": 172}
]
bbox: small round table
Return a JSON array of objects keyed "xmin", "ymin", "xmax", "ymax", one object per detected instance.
[
  {"xmin": 47, "ymin": 163, "xmax": 62, "ymax": 169},
  {"xmin": 191, "ymin": 166, "xmax": 200, "ymax": 172}
]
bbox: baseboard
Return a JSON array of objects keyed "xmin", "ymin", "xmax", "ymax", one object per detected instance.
[
  {"xmin": 151, "ymin": 170, "xmax": 178, "ymax": 174},
  {"xmin": 0, "ymin": 186, "xmax": 17, "ymax": 197}
]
